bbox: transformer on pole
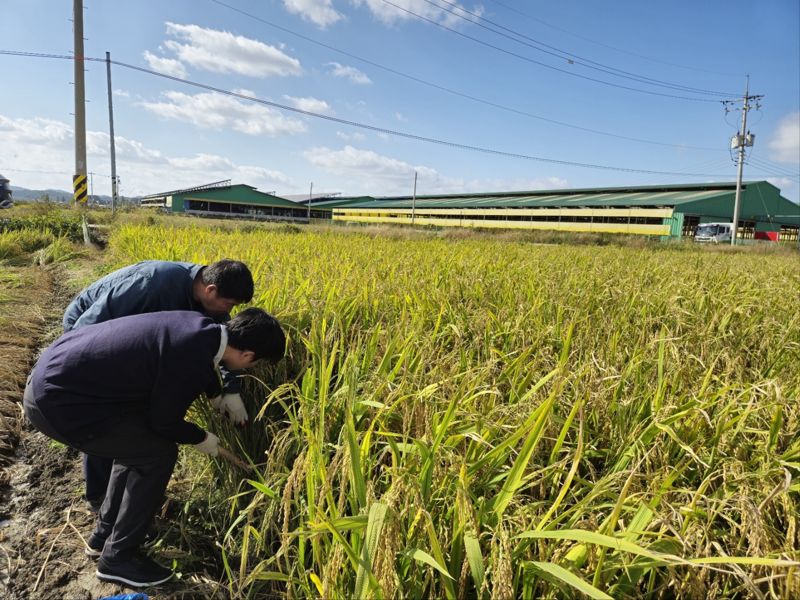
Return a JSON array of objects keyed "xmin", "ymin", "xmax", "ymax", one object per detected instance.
[{"xmin": 725, "ymin": 76, "xmax": 763, "ymax": 246}]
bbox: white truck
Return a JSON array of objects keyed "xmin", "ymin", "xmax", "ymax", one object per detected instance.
[
  {"xmin": 694, "ymin": 222, "xmax": 733, "ymax": 243},
  {"xmin": 0, "ymin": 174, "xmax": 12, "ymax": 209}
]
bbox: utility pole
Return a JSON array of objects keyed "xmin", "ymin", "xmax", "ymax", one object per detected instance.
[
  {"xmin": 726, "ymin": 75, "xmax": 762, "ymax": 246},
  {"xmin": 72, "ymin": 0, "xmax": 88, "ymax": 206},
  {"xmin": 411, "ymin": 170, "xmax": 417, "ymax": 226},
  {"xmin": 106, "ymin": 51, "xmax": 119, "ymax": 214},
  {"xmin": 308, "ymin": 181, "xmax": 313, "ymax": 223}
]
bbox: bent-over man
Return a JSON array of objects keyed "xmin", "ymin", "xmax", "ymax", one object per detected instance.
[
  {"xmin": 24, "ymin": 308, "xmax": 285, "ymax": 587},
  {"xmin": 63, "ymin": 259, "xmax": 255, "ymax": 511}
]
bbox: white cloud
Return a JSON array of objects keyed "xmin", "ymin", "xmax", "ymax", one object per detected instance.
[
  {"xmin": 142, "ymin": 50, "xmax": 188, "ymax": 78},
  {"xmin": 305, "ymin": 145, "xmax": 418, "ymax": 178},
  {"xmin": 326, "ymin": 62, "xmax": 371, "ymax": 84},
  {"xmin": 283, "ymin": 95, "xmax": 333, "ymax": 114},
  {"xmin": 161, "ymin": 22, "xmax": 302, "ymax": 78},
  {"xmin": 304, "ymin": 145, "xmax": 438, "ymax": 192},
  {"xmin": 283, "ymin": 0, "xmax": 343, "ymax": 27},
  {"xmin": 303, "ymin": 145, "xmax": 570, "ymax": 195},
  {"xmin": 113, "ymin": 89, "xmax": 131, "ymax": 98},
  {"xmin": 0, "ymin": 115, "xmax": 71, "ymax": 145},
  {"xmin": 395, "ymin": 112, "xmax": 408, "ymax": 122},
  {"xmin": 766, "ymin": 177, "xmax": 795, "ymax": 191},
  {"xmin": 352, "ymin": 0, "xmax": 483, "ymax": 27},
  {"xmin": 0, "ymin": 113, "xmax": 293, "ymax": 196},
  {"xmin": 467, "ymin": 176, "xmax": 569, "ymax": 192},
  {"xmin": 768, "ymin": 112, "xmax": 800, "ymax": 164},
  {"xmin": 336, "ymin": 130, "xmax": 367, "ymax": 142},
  {"xmin": 88, "ymin": 131, "xmax": 164, "ymax": 164},
  {"xmin": 141, "ymin": 90, "xmax": 307, "ymax": 137}
]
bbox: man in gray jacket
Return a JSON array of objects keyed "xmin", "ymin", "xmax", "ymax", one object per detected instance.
[{"xmin": 63, "ymin": 259, "xmax": 255, "ymax": 510}]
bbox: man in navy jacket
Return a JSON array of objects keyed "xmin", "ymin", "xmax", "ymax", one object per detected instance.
[
  {"xmin": 63, "ymin": 259, "xmax": 254, "ymax": 511},
  {"xmin": 24, "ymin": 308, "xmax": 285, "ymax": 587}
]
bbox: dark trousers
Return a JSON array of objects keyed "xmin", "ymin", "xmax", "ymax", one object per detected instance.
[
  {"xmin": 23, "ymin": 374, "xmax": 178, "ymax": 562},
  {"xmin": 83, "ymin": 453, "xmax": 114, "ymax": 504}
]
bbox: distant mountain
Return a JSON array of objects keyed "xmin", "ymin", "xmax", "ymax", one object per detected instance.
[{"xmin": 10, "ymin": 185, "xmax": 113, "ymax": 205}]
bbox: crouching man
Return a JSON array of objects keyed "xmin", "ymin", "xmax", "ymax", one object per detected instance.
[{"xmin": 23, "ymin": 308, "xmax": 285, "ymax": 588}]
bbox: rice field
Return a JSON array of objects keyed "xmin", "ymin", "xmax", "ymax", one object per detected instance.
[{"xmin": 111, "ymin": 223, "xmax": 800, "ymax": 599}]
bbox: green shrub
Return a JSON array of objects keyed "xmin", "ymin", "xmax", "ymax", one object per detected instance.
[
  {"xmin": 0, "ymin": 234, "xmax": 24, "ymax": 260},
  {"xmin": 14, "ymin": 229, "xmax": 54, "ymax": 252},
  {"xmin": 0, "ymin": 214, "xmax": 84, "ymax": 242},
  {"xmin": 32, "ymin": 237, "xmax": 82, "ymax": 265}
]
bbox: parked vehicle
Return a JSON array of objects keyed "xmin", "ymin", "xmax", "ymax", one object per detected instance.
[
  {"xmin": 0, "ymin": 173, "xmax": 12, "ymax": 209},
  {"xmin": 694, "ymin": 222, "xmax": 733, "ymax": 243}
]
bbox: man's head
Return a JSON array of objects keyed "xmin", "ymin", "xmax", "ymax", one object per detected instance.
[
  {"xmin": 194, "ymin": 259, "xmax": 254, "ymax": 316},
  {"xmin": 221, "ymin": 307, "xmax": 286, "ymax": 370}
]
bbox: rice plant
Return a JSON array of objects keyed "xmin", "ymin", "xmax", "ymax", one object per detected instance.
[{"xmin": 110, "ymin": 224, "xmax": 800, "ymax": 599}]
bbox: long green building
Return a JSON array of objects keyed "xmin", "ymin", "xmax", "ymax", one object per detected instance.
[
  {"xmin": 316, "ymin": 181, "xmax": 800, "ymax": 241},
  {"xmin": 140, "ymin": 180, "xmax": 330, "ymax": 222},
  {"xmin": 140, "ymin": 180, "xmax": 799, "ymax": 241}
]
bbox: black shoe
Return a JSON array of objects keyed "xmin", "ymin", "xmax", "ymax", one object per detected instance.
[
  {"xmin": 96, "ymin": 553, "xmax": 173, "ymax": 587},
  {"xmin": 85, "ymin": 532, "xmax": 105, "ymax": 559},
  {"xmin": 86, "ymin": 497, "xmax": 104, "ymax": 513}
]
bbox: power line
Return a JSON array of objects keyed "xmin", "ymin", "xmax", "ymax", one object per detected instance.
[
  {"xmin": 420, "ymin": 0, "xmax": 738, "ymax": 97},
  {"xmin": 377, "ymin": 0, "xmax": 727, "ymax": 102},
  {"xmin": 104, "ymin": 58, "xmax": 741, "ymax": 178},
  {"xmin": 2, "ymin": 166, "xmax": 112, "ymax": 178},
  {"xmin": 483, "ymin": 0, "xmax": 740, "ymax": 78},
  {"xmin": 209, "ymin": 0, "xmax": 725, "ymax": 152},
  {"xmin": 746, "ymin": 155, "xmax": 800, "ymax": 178},
  {"xmin": 0, "ymin": 49, "xmax": 750, "ymax": 178},
  {"xmin": 2, "ymin": 167, "xmax": 72, "ymax": 176},
  {"xmin": 746, "ymin": 157, "xmax": 800, "ymax": 180}
]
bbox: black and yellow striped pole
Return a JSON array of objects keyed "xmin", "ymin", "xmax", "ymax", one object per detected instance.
[{"xmin": 73, "ymin": 173, "xmax": 88, "ymax": 204}]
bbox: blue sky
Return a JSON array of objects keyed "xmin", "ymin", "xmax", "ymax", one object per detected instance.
[{"xmin": 1, "ymin": 0, "xmax": 798, "ymax": 201}]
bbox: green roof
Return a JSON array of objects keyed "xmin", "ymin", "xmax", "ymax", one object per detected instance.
[
  {"xmin": 329, "ymin": 181, "xmax": 800, "ymax": 227},
  {"xmin": 174, "ymin": 184, "xmax": 300, "ymax": 209}
]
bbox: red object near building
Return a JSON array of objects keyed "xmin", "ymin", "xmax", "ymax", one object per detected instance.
[{"xmin": 754, "ymin": 231, "xmax": 779, "ymax": 241}]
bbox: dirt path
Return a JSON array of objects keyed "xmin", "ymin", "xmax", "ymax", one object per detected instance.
[{"xmin": 0, "ymin": 262, "xmax": 224, "ymax": 599}]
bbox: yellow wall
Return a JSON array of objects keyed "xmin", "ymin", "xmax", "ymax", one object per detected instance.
[{"xmin": 333, "ymin": 207, "xmax": 673, "ymax": 236}]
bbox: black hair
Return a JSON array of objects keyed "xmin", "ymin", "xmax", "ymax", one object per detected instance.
[
  {"xmin": 201, "ymin": 259, "xmax": 254, "ymax": 303},
  {"xmin": 227, "ymin": 307, "xmax": 286, "ymax": 363}
]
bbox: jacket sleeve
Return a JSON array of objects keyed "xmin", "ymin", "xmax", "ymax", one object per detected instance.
[
  {"xmin": 147, "ymin": 362, "xmax": 209, "ymax": 445},
  {"xmin": 63, "ymin": 300, "xmax": 81, "ymax": 332},
  {"xmin": 67, "ymin": 291, "xmax": 116, "ymax": 331},
  {"xmin": 69, "ymin": 276, "xmax": 154, "ymax": 329}
]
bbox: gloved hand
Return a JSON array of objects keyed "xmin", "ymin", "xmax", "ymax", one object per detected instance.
[
  {"xmin": 193, "ymin": 431, "xmax": 220, "ymax": 457},
  {"xmin": 209, "ymin": 393, "xmax": 248, "ymax": 425}
]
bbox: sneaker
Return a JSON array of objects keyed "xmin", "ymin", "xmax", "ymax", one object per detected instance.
[
  {"xmin": 84, "ymin": 533, "xmax": 105, "ymax": 559},
  {"xmin": 96, "ymin": 553, "xmax": 173, "ymax": 587},
  {"xmin": 86, "ymin": 497, "xmax": 104, "ymax": 513}
]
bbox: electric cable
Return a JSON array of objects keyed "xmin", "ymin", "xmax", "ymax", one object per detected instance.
[
  {"xmin": 747, "ymin": 155, "xmax": 799, "ymax": 177},
  {"xmin": 107, "ymin": 58, "xmax": 743, "ymax": 176},
  {"xmin": 483, "ymin": 0, "xmax": 741, "ymax": 77},
  {"xmin": 0, "ymin": 49, "xmax": 755, "ymax": 179},
  {"xmin": 746, "ymin": 156, "xmax": 800, "ymax": 180},
  {"xmin": 208, "ymin": 0, "xmax": 725, "ymax": 152},
  {"xmin": 420, "ymin": 0, "xmax": 738, "ymax": 97},
  {"xmin": 377, "ymin": 0, "xmax": 728, "ymax": 102}
]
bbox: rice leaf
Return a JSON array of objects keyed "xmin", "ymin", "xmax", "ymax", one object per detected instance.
[{"xmin": 527, "ymin": 561, "xmax": 613, "ymax": 600}]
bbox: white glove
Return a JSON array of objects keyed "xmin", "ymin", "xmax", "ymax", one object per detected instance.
[
  {"xmin": 209, "ymin": 393, "xmax": 248, "ymax": 425},
  {"xmin": 193, "ymin": 431, "xmax": 220, "ymax": 457}
]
